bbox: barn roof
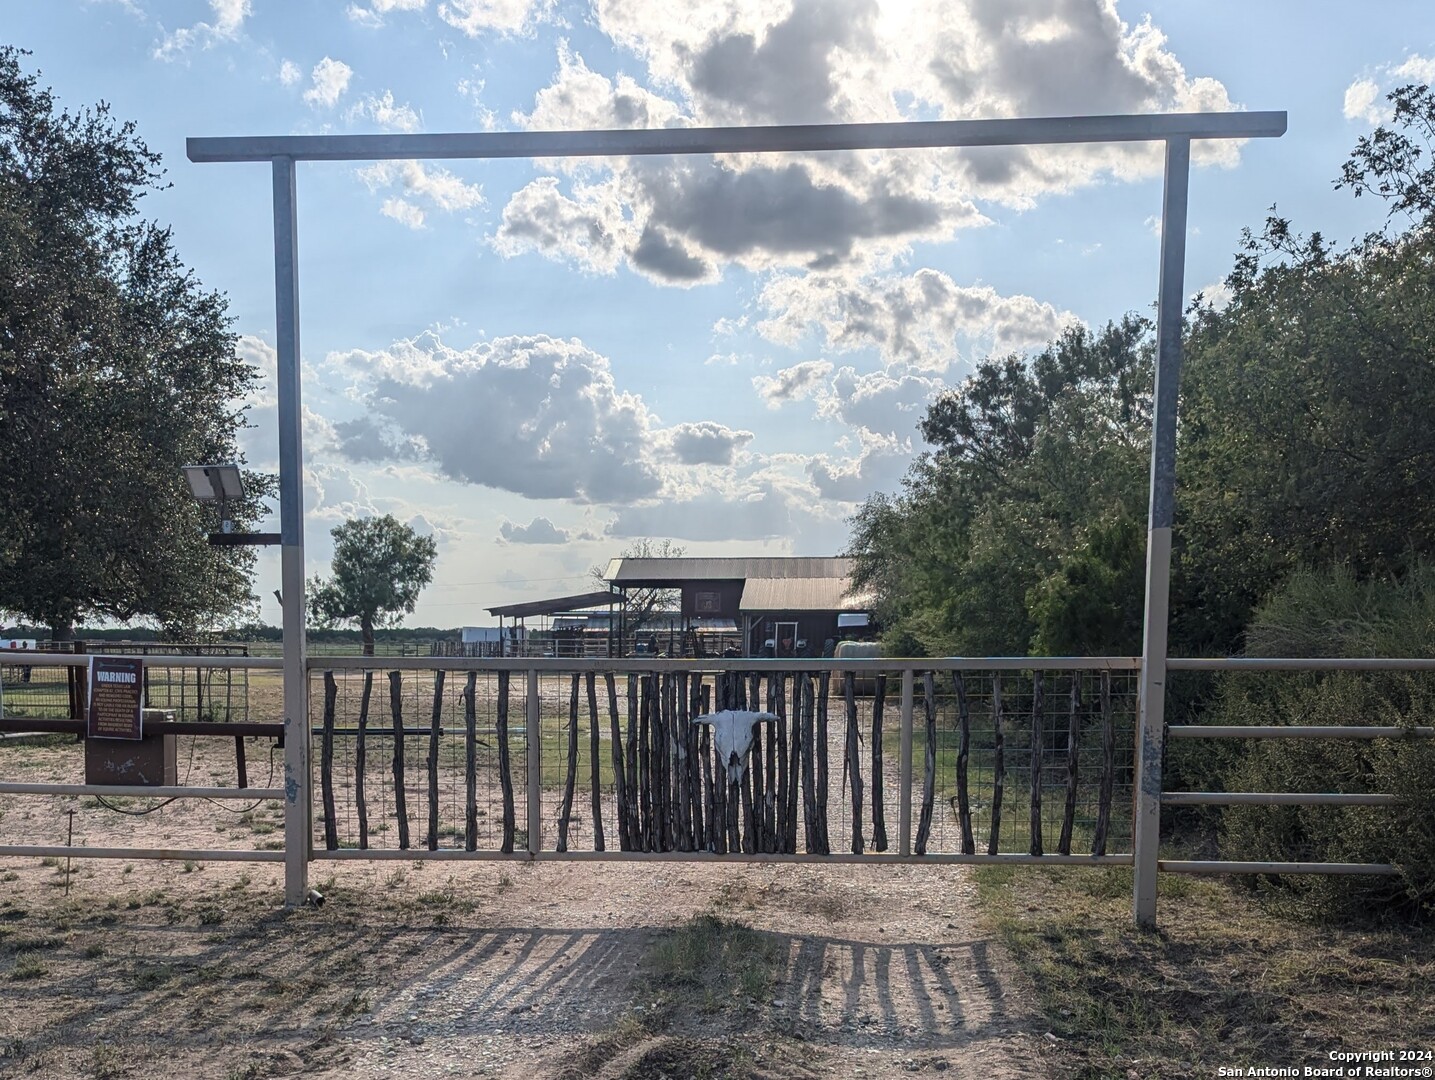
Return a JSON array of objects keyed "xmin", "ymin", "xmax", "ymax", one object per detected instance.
[
  {"xmin": 485, "ymin": 590, "xmax": 621, "ymax": 619},
  {"xmin": 738, "ymin": 577, "xmax": 871, "ymax": 613}
]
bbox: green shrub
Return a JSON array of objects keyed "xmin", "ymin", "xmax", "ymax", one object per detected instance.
[{"xmin": 1199, "ymin": 566, "xmax": 1435, "ymax": 922}]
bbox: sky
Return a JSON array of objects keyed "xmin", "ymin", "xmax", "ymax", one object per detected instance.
[{"xmin": 7, "ymin": 0, "xmax": 1434, "ymax": 629}]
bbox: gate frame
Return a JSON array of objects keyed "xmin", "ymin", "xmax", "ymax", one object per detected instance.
[{"xmin": 184, "ymin": 111, "xmax": 1289, "ymax": 918}]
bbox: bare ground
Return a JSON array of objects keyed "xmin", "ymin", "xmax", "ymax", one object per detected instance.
[{"xmin": 0, "ymin": 857, "xmax": 1053, "ymax": 1080}]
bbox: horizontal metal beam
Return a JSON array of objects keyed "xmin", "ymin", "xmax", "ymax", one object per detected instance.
[
  {"xmin": 311, "ymin": 849, "xmax": 1133, "ymax": 864},
  {"xmin": 0, "ymin": 718, "xmax": 285, "ymax": 737},
  {"xmin": 309, "ymin": 655, "xmax": 1143, "ymax": 673},
  {"xmin": 0, "ymin": 783, "xmax": 283, "ymax": 799},
  {"xmin": 0, "ymin": 845, "xmax": 285, "ymax": 862},
  {"xmin": 1168, "ymin": 725, "xmax": 1435, "ymax": 740},
  {"xmin": 1161, "ymin": 791, "xmax": 1397, "ymax": 806},
  {"xmin": 1159, "ymin": 860, "xmax": 1398, "ymax": 876},
  {"xmin": 1, "ymin": 652, "xmax": 282, "ymax": 669},
  {"xmin": 187, "ymin": 112, "xmax": 1286, "ymax": 164},
  {"xmin": 1169, "ymin": 657, "xmax": 1435, "ymax": 671}
]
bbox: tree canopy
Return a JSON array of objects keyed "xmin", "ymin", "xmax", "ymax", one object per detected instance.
[
  {"xmin": 850, "ymin": 83, "xmax": 1435, "ymax": 659},
  {"xmin": 0, "ymin": 47, "xmax": 267, "ymax": 639},
  {"xmin": 308, "ymin": 515, "xmax": 438, "ymax": 655}
]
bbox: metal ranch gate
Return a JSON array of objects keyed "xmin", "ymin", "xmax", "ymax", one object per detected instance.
[{"xmin": 27, "ymin": 110, "xmax": 1435, "ymax": 932}]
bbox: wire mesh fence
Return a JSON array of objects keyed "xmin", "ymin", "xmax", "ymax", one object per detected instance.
[{"xmin": 307, "ymin": 663, "xmax": 1138, "ymax": 858}]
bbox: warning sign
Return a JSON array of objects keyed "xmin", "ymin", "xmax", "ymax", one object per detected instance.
[{"xmin": 87, "ymin": 656, "xmax": 145, "ymax": 741}]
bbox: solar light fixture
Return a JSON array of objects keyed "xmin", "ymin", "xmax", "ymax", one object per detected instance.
[
  {"xmin": 182, "ymin": 464, "xmax": 245, "ymax": 504},
  {"xmin": 180, "ymin": 463, "xmax": 279, "ymax": 546}
]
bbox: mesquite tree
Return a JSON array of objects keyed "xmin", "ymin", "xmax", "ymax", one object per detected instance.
[
  {"xmin": 308, "ymin": 515, "xmax": 438, "ymax": 655},
  {"xmin": 0, "ymin": 47, "xmax": 268, "ymax": 639}
]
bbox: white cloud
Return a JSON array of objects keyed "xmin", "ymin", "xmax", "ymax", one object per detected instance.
[
  {"xmin": 606, "ymin": 480, "xmax": 836, "ymax": 546},
  {"xmin": 348, "ymin": 90, "xmax": 422, "ymax": 132},
  {"xmin": 438, "ymin": 0, "xmax": 550, "ymax": 36},
  {"xmin": 752, "ymin": 360, "xmax": 834, "ymax": 408},
  {"xmin": 806, "ymin": 429, "xmax": 911, "ymax": 502},
  {"xmin": 1393, "ymin": 54, "xmax": 1435, "ymax": 84},
  {"xmin": 758, "ymin": 269, "xmax": 1077, "ymax": 372},
  {"xmin": 348, "ymin": 0, "xmax": 426, "ymax": 27},
  {"xmin": 499, "ymin": 517, "xmax": 572, "ymax": 544},
  {"xmin": 496, "ymin": 0, "xmax": 1237, "ymax": 286},
  {"xmin": 330, "ymin": 333, "xmax": 666, "ymax": 504},
  {"xmin": 304, "ymin": 57, "xmax": 354, "ymax": 109},
  {"xmin": 360, "ymin": 161, "xmax": 485, "ymax": 223},
  {"xmin": 493, "ymin": 176, "xmax": 633, "ymax": 275},
  {"xmin": 1343, "ymin": 77, "xmax": 1387, "ymax": 125},
  {"xmin": 279, "ymin": 60, "xmax": 302, "ymax": 86},
  {"xmin": 820, "ymin": 365, "xmax": 942, "ymax": 438},
  {"xmin": 381, "ymin": 197, "xmax": 427, "ymax": 230},
  {"xmin": 663, "ymin": 421, "xmax": 754, "ymax": 466},
  {"xmin": 153, "ymin": 0, "xmax": 251, "ymax": 60}
]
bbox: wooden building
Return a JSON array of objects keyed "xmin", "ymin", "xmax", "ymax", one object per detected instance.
[{"xmin": 602, "ymin": 556, "xmax": 871, "ymax": 658}]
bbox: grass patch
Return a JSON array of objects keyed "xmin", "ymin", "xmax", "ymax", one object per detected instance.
[
  {"xmin": 974, "ymin": 863, "xmax": 1435, "ymax": 1079},
  {"xmin": 10, "ymin": 952, "xmax": 48, "ymax": 980},
  {"xmin": 643, "ymin": 914, "xmax": 785, "ymax": 1014}
]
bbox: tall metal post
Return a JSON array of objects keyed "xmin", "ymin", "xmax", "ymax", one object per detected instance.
[
  {"xmin": 273, "ymin": 156, "xmax": 311, "ymax": 907},
  {"xmin": 1133, "ymin": 138, "xmax": 1190, "ymax": 929}
]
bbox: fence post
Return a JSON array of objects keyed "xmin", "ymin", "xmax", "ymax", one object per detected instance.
[
  {"xmin": 899, "ymin": 669, "xmax": 914, "ymax": 857},
  {"xmin": 526, "ymin": 668, "xmax": 541, "ymax": 855},
  {"xmin": 272, "ymin": 154, "xmax": 311, "ymax": 908},
  {"xmin": 1133, "ymin": 137, "xmax": 1190, "ymax": 930}
]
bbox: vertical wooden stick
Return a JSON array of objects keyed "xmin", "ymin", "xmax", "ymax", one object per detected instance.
[
  {"xmin": 558, "ymin": 673, "xmax": 580, "ymax": 852},
  {"xmin": 496, "ymin": 670, "xmax": 515, "ymax": 854},
  {"xmin": 1029, "ymin": 671, "xmax": 1044, "ymax": 857},
  {"xmin": 321, "ymin": 671, "xmax": 338, "ymax": 851},
  {"xmin": 427, "ymin": 669, "xmax": 445, "ymax": 851},
  {"xmin": 1093, "ymin": 671, "xmax": 1115, "ymax": 857},
  {"xmin": 606, "ymin": 672, "xmax": 628, "ymax": 851},
  {"xmin": 871, "ymin": 674, "xmax": 888, "ymax": 852},
  {"xmin": 464, "ymin": 672, "xmax": 477, "ymax": 852},
  {"xmin": 588, "ymin": 671, "xmax": 604, "ymax": 853},
  {"xmin": 988, "ymin": 674, "xmax": 1004, "ymax": 856},
  {"xmin": 786, "ymin": 673, "xmax": 801, "ymax": 853},
  {"xmin": 626, "ymin": 675, "xmax": 641, "ymax": 850},
  {"xmin": 1059, "ymin": 676, "xmax": 1081, "ymax": 856},
  {"xmin": 800, "ymin": 673, "xmax": 817, "ymax": 853},
  {"xmin": 356, "ymin": 670, "xmax": 372, "ymax": 850},
  {"xmin": 774, "ymin": 673, "xmax": 789, "ymax": 852},
  {"xmin": 815, "ymin": 671, "xmax": 831, "ymax": 855},
  {"xmin": 915, "ymin": 672, "xmax": 938, "ymax": 855},
  {"xmin": 389, "ymin": 671, "xmax": 409, "ymax": 850},
  {"xmin": 844, "ymin": 671, "xmax": 864, "ymax": 855},
  {"xmin": 952, "ymin": 671, "xmax": 974, "ymax": 855}
]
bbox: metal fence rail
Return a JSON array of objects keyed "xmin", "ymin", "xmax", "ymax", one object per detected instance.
[{"xmin": 3, "ymin": 652, "xmax": 1429, "ymax": 927}]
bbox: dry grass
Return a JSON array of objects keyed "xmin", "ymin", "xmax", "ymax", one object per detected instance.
[{"xmin": 974, "ymin": 863, "xmax": 1435, "ymax": 1078}]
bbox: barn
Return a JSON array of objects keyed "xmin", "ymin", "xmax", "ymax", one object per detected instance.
[{"xmin": 601, "ymin": 556, "xmax": 872, "ymax": 658}]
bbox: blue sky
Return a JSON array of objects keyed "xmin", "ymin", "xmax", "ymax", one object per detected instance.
[{"xmin": 8, "ymin": 0, "xmax": 1433, "ymax": 628}]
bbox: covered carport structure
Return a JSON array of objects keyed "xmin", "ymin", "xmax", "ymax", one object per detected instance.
[{"xmin": 485, "ymin": 590, "xmax": 623, "ymax": 658}]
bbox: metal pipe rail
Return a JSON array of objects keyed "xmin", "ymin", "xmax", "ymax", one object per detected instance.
[
  {"xmin": 1160, "ymin": 792, "xmax": 1397, "ymax": 806},
  {"xmin": 1167, "ymin": 725, "xmax": 1435, "ymax": 740},
  {"xmin": 312, "ymin": 849, "xmax": 1136, "ymax": 865},
  {"xmin": 0, "ymin": 718, "xmax": 285, "ymax": 737},
  {"xmin": 2, "ymin": 652, "xmax": 281, "ymax": 669},
  {"xmin": 1160, "ymin": 860, "xmax": 1398, "ymax": 876},
  {"xmin": 0, "ymin": 783, "xmax": 282, "ymax": 799},
  {"xmin": 1168, "ymin": 657, "xmax": 1435, "ymax": 671},
  {"xmin": 0, "ymin": 845, "xmax": 284, "ymax": 863},
  {"xmin": 306, "ymin": 655, "xmax": 1143, "ymax": 673},
  {"xmin": 188, "ymin": 112, "xmax": 1287, "ymax": 164}
]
